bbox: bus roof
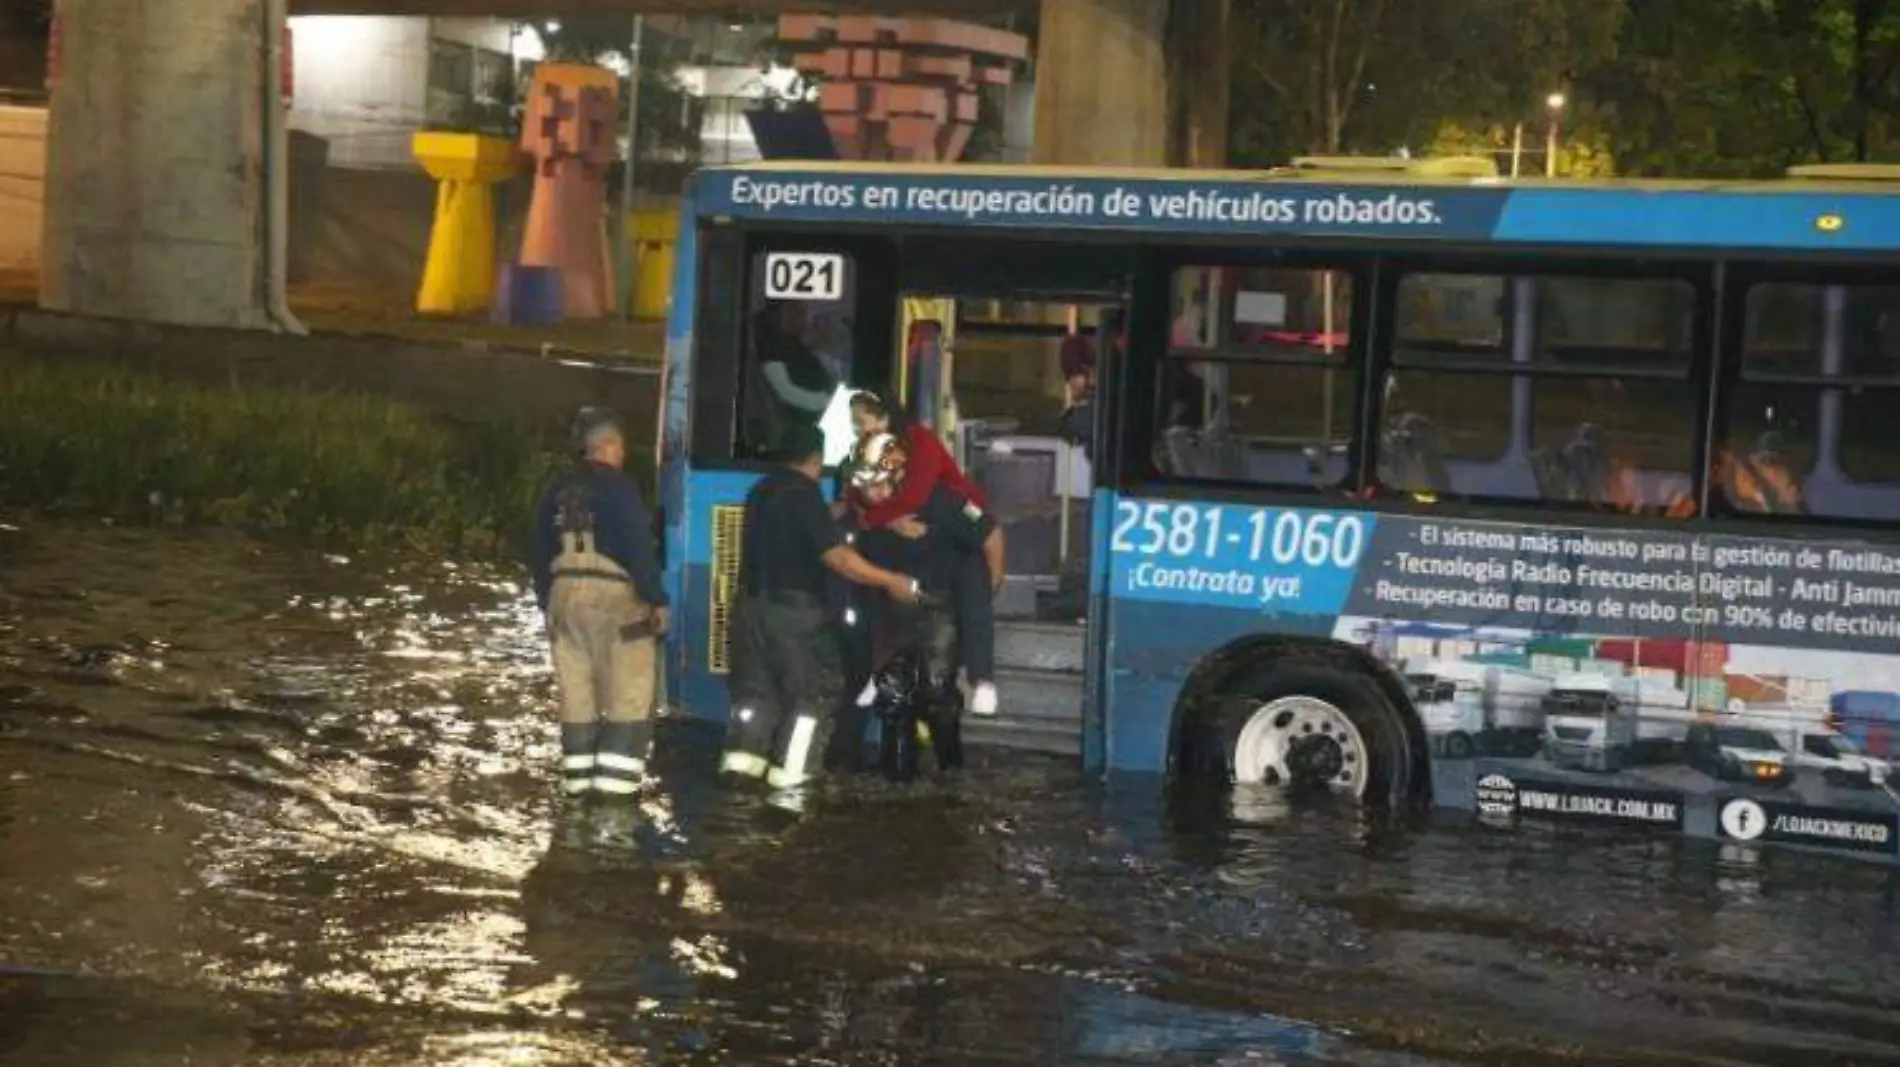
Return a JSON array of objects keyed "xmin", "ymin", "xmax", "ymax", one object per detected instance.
[{"xmin": 694, "ymin": 160, "xmax": 1900, "ymax": 254}]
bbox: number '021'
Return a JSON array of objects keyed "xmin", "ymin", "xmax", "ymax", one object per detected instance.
[{"xmin": 765, "ymin": 253, "xmax": 841, "ymax": 298}]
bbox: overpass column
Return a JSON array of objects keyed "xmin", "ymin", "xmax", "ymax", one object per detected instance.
[
  {"xmin": 41, "ymin": 0, "xmax": 278, "ymax": 328},
  {"xmin": 1169, "ymin": 0, "xmax": 1231, "ymax": 168},
  {"xmin": 1030, "ymin": 0, "xmax": 1169, "ymax": 165}
]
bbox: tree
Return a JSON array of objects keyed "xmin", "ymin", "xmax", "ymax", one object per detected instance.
[
  {"xmin": 1, "ymin": 0, "xmax": 50, "ymax": 35},
  {"xmin": 1229, "ymin": 0, "xmax": 1392, "ymax": 158},
  {"xmin": 1227, "ymin": 0, "xmax": 1625, "ymax": 165},
  {"xmin": 1575, "ymin": 0, "xmax": 1900, "ymax": 176},
  {"xmin": 1230, "ymin": 0, "xmax": 1900, "ymax": 178},
  {"xmin": 1424, "ymin": 119, "xmax": 1618, "ymax": 176}
]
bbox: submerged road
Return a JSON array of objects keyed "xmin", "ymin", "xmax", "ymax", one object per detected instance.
[{"xmin": 3, "ymin": 519, "xmax": 1900, "ymax": 1066}]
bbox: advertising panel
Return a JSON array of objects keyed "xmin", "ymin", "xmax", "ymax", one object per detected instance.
[{"xmin": 1106, "ymin": 497, "xmax": 1900, "ymax": 860}]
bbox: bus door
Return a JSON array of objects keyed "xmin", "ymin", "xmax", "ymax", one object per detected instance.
[
  {"xmin": 889, "ymin": 292, "xmax": 1123, "ymax": 759},
  {"xmin": 674, "ymin": 228, "xmax": 898, "ymax": 726},
  {"xmin": 890, "ymin": 271, "xmax": 1126, "ymax": 765},
  {"xmin": 937, "ymin": 298, "xmax": 1117, "ymax": 613},
  {"xmin": 880, "ymin": 234, "xmax": 1135, "ymax": 764}
]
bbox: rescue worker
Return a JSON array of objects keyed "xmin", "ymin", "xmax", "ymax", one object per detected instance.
[
  {"xmin": 722, "ymin": 423, "xmax": 921, "ymax": 789},
  {"xmin": 530, "ymin": 407, "xmax": 668, "ymax": 799},
  {"xmin": 851, "ymin": 432, "xmax": 1003, "ymax": 780}
]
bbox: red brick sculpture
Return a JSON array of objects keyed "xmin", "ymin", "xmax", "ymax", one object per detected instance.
[{"xmin": 778, "ymin": 15, "xmax": 1028, "ymax": 163}]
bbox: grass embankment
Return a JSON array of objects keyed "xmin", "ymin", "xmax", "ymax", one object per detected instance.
[
  {"xmin": 0, "ymin": 359, "xmax": 576, "ymax": 555},
  {"xmin": 291, "ymin": 281, "xmax": 667, "ymax": 359}
]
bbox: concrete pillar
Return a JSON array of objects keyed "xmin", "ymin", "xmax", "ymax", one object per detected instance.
[
  {"xmin": 1030, "ymin": 0, "xmax": 1169, "ymax": 166},
  {"xmin": 41, "ymin": 0, "xmax": 273, "ymax": 328},
  {"xmin": 1168, "ymin": 0, "xmax": 1231, "ymax": 168}
]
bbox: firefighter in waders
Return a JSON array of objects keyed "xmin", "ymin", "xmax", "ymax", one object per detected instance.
[
  {"xmin": 530, "ymin": 408, "xmax": 669, "ymax": 798},
  {"xmin": 850, "ymin": 432, "xmax": 1003, "ymax": 781},
  {"xmin": 721, "ymin": 423, "xmax": 921, "ymax": 791}
]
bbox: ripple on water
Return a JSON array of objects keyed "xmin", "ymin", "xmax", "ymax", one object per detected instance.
[{"xmin": 5, "ymin": 521, "xmax": 1900, "ymax": 1065}]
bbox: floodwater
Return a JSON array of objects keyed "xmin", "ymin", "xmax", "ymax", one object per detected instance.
[{"xmin": 5, "ymin": 521, "xmax": 1900, "ymax": 1066}]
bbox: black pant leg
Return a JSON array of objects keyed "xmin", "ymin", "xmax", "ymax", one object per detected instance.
[{"xmin": 952, "ymin": 553, "xmax": 996, "ymax": 683}]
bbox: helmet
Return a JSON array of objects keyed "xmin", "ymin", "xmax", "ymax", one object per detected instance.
[
  {"xmin": 851, "ymin": 432, "xmax": 907, "ymax": 488},
  {"xmin": 571, "ymin": 406, "xmax": 621, "ymax": 454}
]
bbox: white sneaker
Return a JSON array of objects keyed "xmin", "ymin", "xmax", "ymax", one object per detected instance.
[{"xmin": 970, "ymin": 681, "xmax": 998, "ymax": 717}]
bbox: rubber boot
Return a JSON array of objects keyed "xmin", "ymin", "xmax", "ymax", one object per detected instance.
[
  {"xmin": 871, "ymin": 654, "xmax": 924, "ymax": 783},
  {"xmin": 767, "ymin": 712, "xmax": 830, "ymax": 790},
  {"xmin": 720, "ymin": 704, "xmax": 774, "ymax": 781},
  {"xmin": 560, "ymin": 722, "xmax": 601, "ymax": 797},
  {"xmin": 595, "ymin": 720, "xmax": 652, "ymax": 796},
  {"xmin": 928, "ymin": 672, "xmax": 966, "ymax": 773},
  {"xmin": 879, "ymin": 704, "xmax": 921, "ymax": 783}
]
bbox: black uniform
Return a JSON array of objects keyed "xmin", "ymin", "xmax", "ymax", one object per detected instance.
[
  {"xmin": 722, "ymin": 465, "xmax": 850, "ymax": 788},
  {"xmin": 857, "ymin": 485, "xmax": 997, "ymax": 779}
]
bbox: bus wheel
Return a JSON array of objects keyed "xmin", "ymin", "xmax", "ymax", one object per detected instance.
[
  {"xmin": 1444, "ymin": 732, "xmax": 1476, "ymax": 759},
  {"xmin": 1208, "ymin": 665, "xmax": 1416, "ymax": 805}
]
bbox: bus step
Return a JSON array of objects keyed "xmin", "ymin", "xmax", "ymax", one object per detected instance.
[
  {"xmin": 992, "ymin": 575, "xmax": 1051, "ymax": 618},
  {"xmin": 993, "ymin": 619, "xmax": 1086, "ymax": 675},
  {"xmin": 965, "ymin": 716, "xmax": 1080, "ymax": 757},
  {"xmin": 991, "ymin": 667, "xmax": 1084, "ymax": 725}
]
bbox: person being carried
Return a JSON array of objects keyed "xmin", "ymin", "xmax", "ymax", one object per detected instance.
[
  {"xmin": 722, "ymin": 423, "xmax": 921, "ymax": 791},
  {"xmin": 841, "ymin": 390, "xmax": 1004, "ymax": 717},
  {"xmin": 530, "ymin": 407, "xmax": 668, "ymax": 799},
  {"xmin": 850, "ymin": 432, "xmax": 1003, "ymax": 780}
]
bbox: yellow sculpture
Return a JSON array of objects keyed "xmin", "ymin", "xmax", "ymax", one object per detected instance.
[{"xmin": 413, "ymin": 131, "xmax": 523, "ymax": 315}]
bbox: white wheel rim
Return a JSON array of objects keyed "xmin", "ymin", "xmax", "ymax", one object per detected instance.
[{"xmin": 1233, "ymin": 695, "xmax": 1369, "ymax": 798}]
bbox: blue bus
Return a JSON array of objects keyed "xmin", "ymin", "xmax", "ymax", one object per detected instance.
[{"xmin": 658, "ymin": 157, "xmax": 1900, "ymax": 861}]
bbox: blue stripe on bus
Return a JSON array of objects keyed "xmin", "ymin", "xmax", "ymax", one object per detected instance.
[
  {"xmin": 698, "ymin": 171, "xmax": 1508, "ymax": 241},
  {"xmin": 1491, "ymin": 189, "xmax": 1900, "ymax": 250},
  {"xmin": 694, "ymin": 168, "xmax": 1900, "ymax": 253}
]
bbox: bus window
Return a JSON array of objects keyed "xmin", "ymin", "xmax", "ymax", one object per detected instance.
[
  {"xmin": 1380, "ymin": 372, "xmax": 1512, "ymax": 472},
  {"xmin": 1384, "ymin": 271, "xmax": 1699, "ymax": 515},
  {"xmin": 1169, "ymin": 267, "xmax": 1219, "ymax": 350},
  {"xmin": 1722, "ymin": 283, "xmax": 1900, "ymax": 518},
  {"xmin": 1395, "ymin": 273, "xmax": 1507, "ymax": 360},
  {"xmin": 1155, "ymin": 265, "xmax": 1358, "ymax": 489},
  {"xmin": 736, "ymin": 250, "xmax": 858, "ymax": 464},
  {"xmin": 1385, "ymin": 274, "xmax": 1514, "ymax": 480},
  {"xmin": 1841, "ymin": 286, "xmax": 1900, "ymax": 482},
  {"xmin": 1536, "ymin": 277, "xmax": 1694, "ymax": 371},
  {"xmin": 1739, "ymin": 282, "xmax": 1821, "ymax": 376}
]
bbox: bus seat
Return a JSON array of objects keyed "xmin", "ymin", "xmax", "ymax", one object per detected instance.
[
  {"xmin": 1528, "ymin": 448, "xmax": 1584, "ymax": 502},
  {"xmin": 1378, "ymin": 412, "xmax": 1453, "ymax": 497},
  {"xmin": 1206, "ymin": 432, "xmax": 1250, "ymax": 481},
  {"xmin": 1158, "ymin": 426, "xmax": 1210, "ymax": 478}
]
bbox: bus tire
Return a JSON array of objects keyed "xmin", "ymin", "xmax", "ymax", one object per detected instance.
[
  {"xmin": 1444, "ymin": 732, "xmax": 1476, "ymax": 759},
  {"xmin": 1196, "ymin": 664, "xmax": 1418, "ymax": 809}
]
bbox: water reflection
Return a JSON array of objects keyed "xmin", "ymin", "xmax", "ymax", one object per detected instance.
[{"xmin": 4, "ymin": 522, "xmax": 1900, "ymax": 1064}]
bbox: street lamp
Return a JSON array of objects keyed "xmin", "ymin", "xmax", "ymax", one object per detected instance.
[{"xmin": 1545, "ymin": 92, "xmax": 1566, "ymax": 178}]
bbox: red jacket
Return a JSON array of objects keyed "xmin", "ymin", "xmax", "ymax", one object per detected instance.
[{"xmin": 856, "ymin": 423, "xmax": 989, "ymax": 528}]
